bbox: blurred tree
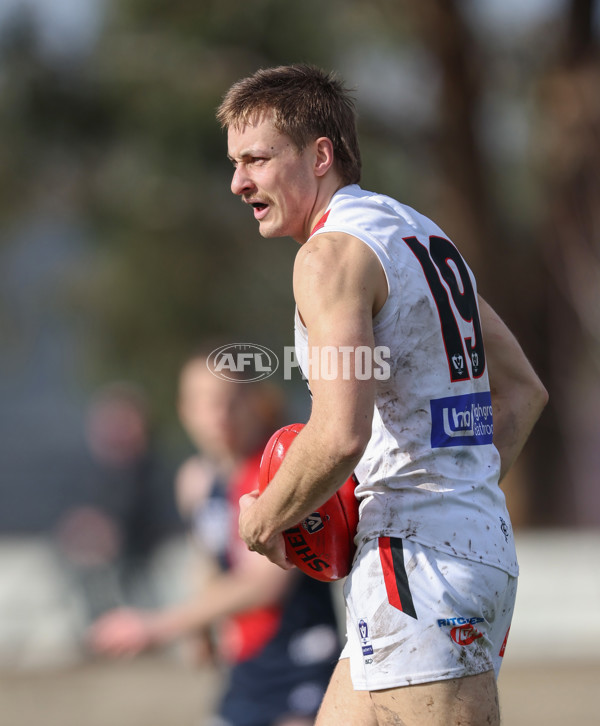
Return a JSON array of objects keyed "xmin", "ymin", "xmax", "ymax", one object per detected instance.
[
  {"xmin": 1, "ymin": 0, "xmax": 347, "ymax": 429},
  {"xmin": 395, "ymin": 0, "xmax": 494, "ymax": 284},
  {"xmin": 533, "ymin": 0, "xmax": 600, "ymax": 525}
]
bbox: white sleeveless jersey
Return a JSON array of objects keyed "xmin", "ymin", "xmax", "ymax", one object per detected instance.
[{"xmin": 294, "ymin": 185, "xmax": 518, "ymax": 576}]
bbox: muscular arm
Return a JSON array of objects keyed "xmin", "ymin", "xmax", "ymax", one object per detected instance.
[
  {"xmin": 238, "ymin": 233, "xmax": 386, "ymax": 567},
  {"xmin": 479, "ymin": 297, "xmax": 548, "ymax": 480}
]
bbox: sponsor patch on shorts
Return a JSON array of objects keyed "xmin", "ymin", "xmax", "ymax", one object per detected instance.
[
  {"xmin": 430, "ymin": 391, "xmax": 493, "ymax": 448},
  {"xmin": 437, "ymin": 617, "xmax": 485, "ymax": 646},
  {"xmin": 358, "ymin": 619, "xmax": 374, "ymax": 657}
]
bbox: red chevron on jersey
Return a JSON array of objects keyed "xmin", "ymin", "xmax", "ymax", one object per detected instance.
[{"xmin": 310, "ymin": 209, "xmax": 330, "ymax": 235}]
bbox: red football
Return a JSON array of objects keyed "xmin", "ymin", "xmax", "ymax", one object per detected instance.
[{"xmin": 258, "ymin": 423, "xmax": 359, "ymax": 582}]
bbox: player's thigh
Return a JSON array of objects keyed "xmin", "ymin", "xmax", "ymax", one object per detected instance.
[
  {"xmin": 315, "ymin": 658, "xmax": 377, "ymax": 726},
  {"xmin": 371, "ymin": 669, "xmax": 499, "ymax": 726}
]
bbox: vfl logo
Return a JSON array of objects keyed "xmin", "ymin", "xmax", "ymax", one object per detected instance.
[
  {"xmin": 450, "ymin": 624, "xmax": 484, "ymax": 646},
  {"xmin": 358, "ymin": 618, "xmax": 374, "ymax": 657},
  {"xmin": 451, "ymin": 354, "xmax": 465, "ymax": 375},
  {"xmin": 302, "ymin": 512, "xmax": 326, "ymax": 535}
]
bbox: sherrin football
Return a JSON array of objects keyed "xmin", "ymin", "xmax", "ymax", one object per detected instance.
[{"xmin": 257, "ymin": 423, "xmax": 359, "ymax": 582}]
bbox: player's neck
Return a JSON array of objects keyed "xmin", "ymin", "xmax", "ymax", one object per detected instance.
[{"xmin": 298, "ymin": 177, "xmax": 347, "ymax": 245}]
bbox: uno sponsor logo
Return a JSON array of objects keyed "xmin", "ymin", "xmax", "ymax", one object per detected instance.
[
  {"xmin": 207, "ymin": 343, "xmax": 278, "ymax": 382},
  {"xmin": 430, "ymin": 391, "xmax": 494, "ymax": 448}
]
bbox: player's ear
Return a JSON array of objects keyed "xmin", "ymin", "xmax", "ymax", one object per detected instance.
[{"xmin": 314, "ymin": 137, "xmax": 335, "ymax": 177}]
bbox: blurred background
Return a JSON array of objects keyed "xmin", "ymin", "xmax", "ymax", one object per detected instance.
[{"xmin": 0, "ymin": 0, "xmax": 599, "ymax": 724}]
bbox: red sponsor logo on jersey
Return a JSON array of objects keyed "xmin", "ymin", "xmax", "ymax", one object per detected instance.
[{"xmin": 450, "ymin": 623, "xmax": 484, "ymax": 646}]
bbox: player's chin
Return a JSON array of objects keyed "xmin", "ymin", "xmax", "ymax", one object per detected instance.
[
  {"xmin": 257, "ymin": 216, "xmax": 288, "ymax": 239},
  {"xmin": 257, "ymin": 222, "xmax": 279, "ymax": 239}
]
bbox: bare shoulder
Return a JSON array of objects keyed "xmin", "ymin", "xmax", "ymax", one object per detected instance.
[
  {"xmin": 295, "ymin": 231, "xmax": 379, "ymax": 273},
  {"xmin": 294, "ymin": 232, "xmax": 387, "ymax": 316}
]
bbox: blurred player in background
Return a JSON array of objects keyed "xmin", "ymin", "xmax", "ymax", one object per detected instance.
[
  {"xmin": 55, "ymin": 382, "xmax": 181, "ymax": 623},
  {"xmin": 89, "ymin": 350, "xmax": 341, "ymax": 726},
  {"xmin": 217, "ymin": 65, "xmax": 549, "ymax": 726}
]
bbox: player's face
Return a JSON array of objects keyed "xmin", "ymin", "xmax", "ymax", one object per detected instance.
[
  {"xmin": 178, "ymin": 361, "xmax": 259, "ymax": 459},
  {"xmin": 227, "ymin": 114, "xmax": 319, "ymax": 243}
]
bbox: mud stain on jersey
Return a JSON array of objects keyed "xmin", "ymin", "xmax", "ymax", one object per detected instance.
[{"xmin": 457, "ymin": 638, "xmax": 493, "ymax": 677}]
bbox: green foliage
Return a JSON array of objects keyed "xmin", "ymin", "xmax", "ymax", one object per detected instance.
[
  {"xmin": 0, "ymin": 0, "xmax": 563, "ymax": 435},
  {"xmin": 0, "ymin": 0, "xmax": 359, "ymax": 429}
]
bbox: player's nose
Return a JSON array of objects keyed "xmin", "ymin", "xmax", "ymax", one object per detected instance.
[{"xmin": 231, "ymin": 165, "xmax": 254, "ymax": 196}]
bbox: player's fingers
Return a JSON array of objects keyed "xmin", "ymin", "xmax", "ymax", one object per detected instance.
[
  {"xmin": 262, "ymin": 534, "xmax": 294, "ymax": 570},
  {"xmin": 238, "ymin": 491, "xmax": 259, "ymax": 513}
]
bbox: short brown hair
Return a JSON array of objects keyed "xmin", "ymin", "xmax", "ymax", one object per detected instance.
[{"xmin": 216, "ymin": 64, "xmax": 361, "ymax": 185}]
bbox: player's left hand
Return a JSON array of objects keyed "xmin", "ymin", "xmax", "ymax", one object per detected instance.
[{"xmin": 238, "ymin": 491, "xmax": 292, "ymax": 571}]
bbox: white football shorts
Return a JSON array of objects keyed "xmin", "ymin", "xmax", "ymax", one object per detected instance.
[{"xmin": 341, "ymin": 537, "xmax": 517, "ymax": 690}]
